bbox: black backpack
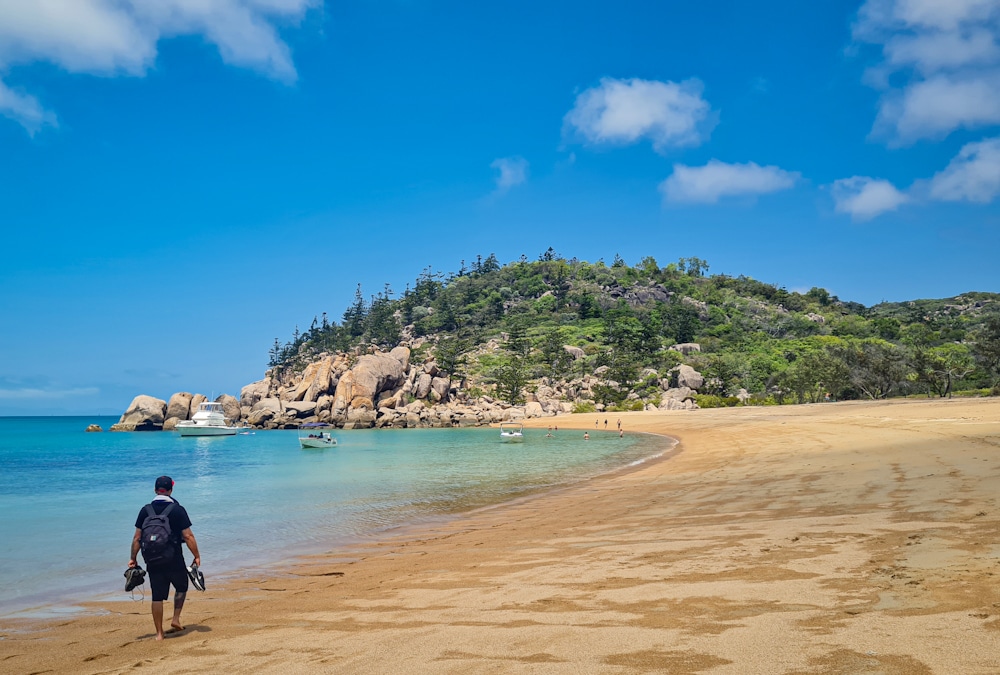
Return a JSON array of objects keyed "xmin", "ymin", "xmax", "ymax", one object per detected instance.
[{"xmin": 140, "ymin": 503, "xmax": 176, "ymax": 565}]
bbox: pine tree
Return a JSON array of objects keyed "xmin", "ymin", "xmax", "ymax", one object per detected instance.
[{"xmin": 342, "ymin": 284, "xmax": 368, "ymax": 338}]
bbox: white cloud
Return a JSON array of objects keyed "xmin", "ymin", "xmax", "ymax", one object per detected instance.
[
  {"xmin": 926, "ymin": 136, "xmax": 1000, "ymax": 202},
  {"xmin": 0, "ymin": 386, "xmax": 99, "ymax": 399},
  {"xmin": 874, "ymin": 73, "xmax": 1000, "ymax": 142},
  {"xmin": 883, "ymin": 29, "xmax": 1000, "ymax": 74},
  {"xmin": 830, "ymin": 176, "xmax": 909, "ymax": 220},
  {"xmin": 564, "ymin": 77, "xmax": 715, "ymax": 152},
  {"xmin": 888, "ymin": 0, "xmax": 997, "ymax": 31},
  {"xmin": 0, "ymin": 0, "xmax": 315, "ymax": 133},
  {"xmin": 831, "ymin": 136, "xmax": 1000, "ymax": 217},
  {"xmin": 659, "ymin": 160, "xmax": 798, "ymax": 204},
  {"xmin": 854, "ymin": 0, "xmax": 1000, "ymax": 144},
  {"xmin": 0, "ymin": 79, "xmax": 58, "ymax": 134},
  {"xmin": 490, "ymin": 156, "xmax": 529, "ymax": 193}
]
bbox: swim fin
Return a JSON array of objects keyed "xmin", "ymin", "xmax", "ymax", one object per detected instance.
[
  {"xmin": 186, "ymin": 563, "xmax": 205, "ymax": 592},
  {"xmin": 124, "ymin": 565, "xmax": 146, "ymax": 592}
]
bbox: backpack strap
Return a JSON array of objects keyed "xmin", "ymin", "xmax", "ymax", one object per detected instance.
[{"xmin": 146, "ymin": 502, "xmax": 175, "ymax": 517}]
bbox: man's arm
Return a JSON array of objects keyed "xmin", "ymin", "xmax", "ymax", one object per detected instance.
[
  {"xmin": 129, "ymin": 527, "xmax": 141, "ymax": 567},
  {"xmin": 181, "ymin": 528, "xmax": 201, "ymax": 567}
]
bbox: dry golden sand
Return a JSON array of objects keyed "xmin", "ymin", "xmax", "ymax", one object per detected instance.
[{"xmin": 2, "ymin": 398, "xmax": 999, "ymax": 674}]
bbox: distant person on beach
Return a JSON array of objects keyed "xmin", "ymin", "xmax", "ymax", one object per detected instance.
[
  {"xmin": 604, "ymin": 419, "xmax": 608, "ymax": 429},
  {"xmin": 584, "ymin": 432, "xmax": 590, "ymax": 440},
  {"xmin": 619, "ymin": 429, "xmax": 624, "ymax": 438},
  {"xmin": 617, "ymin": 418, "xmax": 621, "ymax": 430},
  {"xmin": 129, "ymin": 476, "xmax": 201, "ymax": 641},
  {"xmin": 595, "ymin": 419, "xmax": 598, "ymax": 428}
]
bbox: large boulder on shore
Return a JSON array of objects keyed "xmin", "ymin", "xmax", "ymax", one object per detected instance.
[
  {"xmin": 253, "ymin": 398, "xmax": 283, "ymax": 414},
  {"xmin": 241, "ymin": 379, "xmax": 270, "ymax": 408},
  {"xmin": 217, "ymin": 394, "xmax": 241, "ymax": 422},
  {"xmin": 111, "ymin": 395, "xmax": 167, "ymax": 431},
  {"xmin": 189, "ymin": 394, "xmax": 207, "ymax": 416},
  {"xmin": 413, "ymin": 372, "xmax": 432, "ymax": 399},
  {"xmin": 346, "ymin": 407, "xmax": 377, "ymax": 427},
  {"xmin": 166, "ymin": 392, "xmax": 194, "ymax": 421},
  {"xmin": 289, "ymin": 356, "xmax": 339, "ymax": 403},
  {"xmin": 284, "ymin": 400, "xmax": 317, "ymax": 418},
  {"xmin": 247, "ymin": 408, "xmax": 275, "ymax": 426},
  {"xmin": 430, "ymin": 376, "xmax": 450, "ymax": 402},
  {"xmin": 524, "ymin": 401, "xmax": 544, "ymax": 418},
  {"xmin": 332, "ymin": 352, "xmax": 407, "ymax": 412}
]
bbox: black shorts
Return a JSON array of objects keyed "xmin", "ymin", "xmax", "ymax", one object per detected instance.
[{"xmin": 147, "ymin": 560, "xmax": 189, "ymax": 601}]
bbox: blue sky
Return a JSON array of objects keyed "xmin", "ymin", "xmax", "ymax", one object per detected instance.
[{"xmin": 2, "ymin": 0, "xmax": 999, "ymax": 415}]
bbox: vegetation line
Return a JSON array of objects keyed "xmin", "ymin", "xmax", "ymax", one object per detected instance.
[{"xmin": 269, "ymin": 250, "xmax": 1000, "ymax": 409}]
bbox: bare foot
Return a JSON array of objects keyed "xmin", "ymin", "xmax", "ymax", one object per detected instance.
[
  {"xmin": 155, "ymin": 633, "xmax": 165, "ymax": 641},
  {"xmin": 166, "ymin": 623, "xmax": 184, "ymax": 634}
]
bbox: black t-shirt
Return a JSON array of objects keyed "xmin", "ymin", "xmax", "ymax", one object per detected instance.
[{"xmin": 135, "ymin": 498, "xmax": 193, "ymax": 566}]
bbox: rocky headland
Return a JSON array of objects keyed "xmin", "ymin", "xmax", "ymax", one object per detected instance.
[{"xmin": 110, "ymin": 341, "xmax": 705, "ymax": 431}]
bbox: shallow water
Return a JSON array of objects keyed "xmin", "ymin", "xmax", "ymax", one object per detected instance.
[{"xmin": 0, "ymin": 416, "xmax": 671, "ymax": 618}]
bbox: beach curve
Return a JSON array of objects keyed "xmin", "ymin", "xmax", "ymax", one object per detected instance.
[{"xmin": 1, "ymin": 397, "xmax": 999, "ymax": 674}]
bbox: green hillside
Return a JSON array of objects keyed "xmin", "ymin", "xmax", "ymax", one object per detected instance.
[{"xmin": 268, "ymin": 251, "xmax": 1000, "ymax": 409}]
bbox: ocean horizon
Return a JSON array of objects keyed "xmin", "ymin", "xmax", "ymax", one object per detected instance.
[{"xmin": 0, "ymin": 416, "xmax": 672, "ymax": 619}]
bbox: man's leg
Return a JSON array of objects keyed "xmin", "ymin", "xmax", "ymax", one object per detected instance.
[
  {"xmin": 170, "ymin": 592, "xmax": 187, "ymax": 631},
  {"xmin": 151, "ymin": 601, "xmax": 165, "ymax": 640}
]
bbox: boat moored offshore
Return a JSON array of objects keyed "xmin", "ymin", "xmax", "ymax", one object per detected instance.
[
  {"xmin": 499, "ymin": 422, "xmax": 524, "ymax": 442},
  {"xmin": 299, "ymin": 423, "xmax": 338, "ymax": 449},
  {"xmin": 176, "ymin": 401, "xmax": 238, "ymax": 436}
]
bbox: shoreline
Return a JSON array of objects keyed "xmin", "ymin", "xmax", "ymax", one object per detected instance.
[
  {"xmin": 3, "ymin": 398, "xmax": 999, "ymax": 673},
  {"xmin": 0, "ymin": 425, "xmax": 675, "ymax": 622}
]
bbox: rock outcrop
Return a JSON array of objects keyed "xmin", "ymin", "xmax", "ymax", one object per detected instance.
[
  {"xmin": 669, "ymin": 342, "xmax": 701, "ymax": 355},
  {"xmin": 113, "ymin": 341, "xmax": 710, "ymax": 431},
  {"xmin": 218, "ymin": 394, "xmax": 240, "ymax": 423},
  {"xmin": 672, "ymin": 364, "xmax": 705, "ymax": 391},
  {"xmin": 163, "ymin": 392, "xmax": 194, "ymax": 430},
  {"xmin": 166, "ymin": 392, "xmax": 194, "ymax": 421},
  {"xmin": 333, "ymin": 351, "xmax": 409, "ymax": 415},
  {"xmin": 241, "ymin": 379, "xmax": 270, "ymax": 409},
  {"xmin": 110, "ymin": 395, "xmax": 167, "ymax": 431}
]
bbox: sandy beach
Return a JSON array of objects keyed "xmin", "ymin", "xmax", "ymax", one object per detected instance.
[{"xmin": 2, "ymin": 397, "xmax": 998, "ymax": 674}]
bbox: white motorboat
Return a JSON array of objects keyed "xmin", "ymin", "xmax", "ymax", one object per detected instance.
[
  {"xmin": 299, "ymin": 424, "xmax": 338, "ymax": 449},
  {"xmin": 499, "ymin": 422, "xmax": 524, "ymax": 442},
  {"xmin": 177, "ymin": 402, "xmax": 238, "ymax": 437}
]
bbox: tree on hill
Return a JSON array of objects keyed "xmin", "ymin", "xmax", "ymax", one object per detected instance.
[
  {"xmin": 342, "ymin": 284, "xmax": 368, "ymax": 339},
  {"xmin": 833, "ymin": 340, "xmax": 910, "ymax": 400},
  {"xmin": 265, "ymin": 253, "xmax": 997, "ymax": 408},
  {"xmin": 593, "ymin": 302, "xmax": 659, "ymax": 405},
  {"xmin": 364, "ymin": 286, "xmax": 401, "ymax": 348},
  {"xmin": 491, "ymin": 318, "xmax": 532, "ymax": 404},
  {"xmin": 910, "ymin": 343, "xmax": 975, "ymax": 398},
  {"xmin": 435, "ymin": 335, "xmax": 469, "ymax": 381},
  {"xmin": 539, "ymin": 327, "xmax": 574, "ymax": 379},
  {"xmin": 972, "ymin": 314, "xmax": 1000, "ymax": 391}
]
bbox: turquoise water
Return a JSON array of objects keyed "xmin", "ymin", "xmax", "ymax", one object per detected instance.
[{"xmin": 0, "ymin": 417, "xmax": 672, "ymax": 618}]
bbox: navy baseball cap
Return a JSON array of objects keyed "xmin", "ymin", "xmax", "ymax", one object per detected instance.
[{"xmin": 154, "ymin": 476, "xmax": 174, "ymax": 493}]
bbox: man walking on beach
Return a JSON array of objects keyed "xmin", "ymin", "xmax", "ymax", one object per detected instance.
[{"xmin": 128, "ymin": 476, "xmax": 201, "ymax": 641}]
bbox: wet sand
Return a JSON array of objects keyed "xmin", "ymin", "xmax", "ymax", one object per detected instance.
[{"xmin": 2, "ymin": 398, "xmax": 999, "ymax": 674}]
